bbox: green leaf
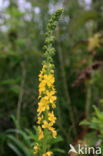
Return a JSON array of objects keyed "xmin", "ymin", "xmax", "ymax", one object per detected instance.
[
  {"xmin": 10, "ymin": 85, "xmax": 20, "ymax": 94},
  {"xmin": 8, "ymin": 143, "xmax": 23, "ymax": 156},
  {"xmin": 52, "ymin": 148, "xmax": 65, "ymax": 153},
  {"xmin": 10, "ymin": 115, "xmax": 19, "ymax": 128},
  {"xmin": 50, "ymin": 135, "xmax": 63, "ymax": 144},
  {"xmin": 6, "ymin": 129, "xmax": 32, "ymax": 148},
  {"xmin": 0, "ymin": 79, "xmax": 20, "ymax": 85},
  {"xmin": 7, "ymin": 135, "xmax": 29, "ymax": 156},
  {"xmin": 80, "ymin": 119, "xmax": 90, "ymax": 126},
  {"xmin": 93, "ymin": 106, "xmax": 103, "ymax": 120}
]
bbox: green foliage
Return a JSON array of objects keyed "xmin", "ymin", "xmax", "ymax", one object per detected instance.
[
  {"xmin": 79, "ymin": 106, "xmax": 103, "ymax": 155},
  {"xmin": 1, "ymin": 0, "xmax": 103, "ymax": 155},
  {"xmin": 7, "ymin": 128, "xmax": 35, "ymax": 156},
  {"xmin": 0, "ymin": 115, "xmax": 64, "ymax": 156},
  {"xmin": 5, "ymin": 126, "xmax": 64, "ymax": 156},
  {"xmin": 80, "ymin": 105, "xmax": 103, "ymax": 138}
]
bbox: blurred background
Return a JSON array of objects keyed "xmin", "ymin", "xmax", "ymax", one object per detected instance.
[{"xmin": 1, "ymin": 0, "xmax": 103, "ymax": 155}]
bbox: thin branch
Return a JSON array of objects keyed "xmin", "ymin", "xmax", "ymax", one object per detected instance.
[{"xmin": 16, "ymin": 58, "xmax": 26, "ymax": 130}]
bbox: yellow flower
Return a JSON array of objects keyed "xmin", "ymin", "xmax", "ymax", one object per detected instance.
[
  {"xmin": 48, "ymin": 111, "xmax": 56, "ymax": 124},
  {"xmin": 34, "ymin": 8, "xmax": 63, "ymax": 155},
  {"xmin": 34, "ymin": 143, "xmax": 39, "ymax": 154},
  {"xmin": 43, "ymin": 151, "xmax": 53, "ymax": 156},
  {"xmin": 52, "ymin": 129, "xmax": 57, "ymax": 138},
  {"xmin": 39, "ymin": 80, "xmax": 46, "ymax": 96},
  {"xmin": 52, "ymin": 103, "xmax": 56, "ymax": 108},
  {"xmin": 38, "ymin": 126, "xmax": 44, "ymax": 140},
  {"xmin": 42, "ymin": 120, "xmax": 50, "ymax": 129},
  {"xmin": 49, "ymin": 127, "xmax": 57, "ymax": 138},
  {"xmin": 39, "ymin": 73, "xmax": 43, "ymax": 81},
  {"xmin": 44, "ymin": 74, "xmax": 55, "ymax": 87},
  {"xmin": 50, "ymin": 95, "xmax": 56, "ymax": 103},
  {"xmin": 37, "ymin": 65, "xmax": 57, "ymax": 141},
  {"xmin": 46, "ymin": 90, "xmax": 56, "ymax": 97},
  {"xmin": 42, "ymin": 120, "xmax": 53, "ymax": 128},
  {"xmin": 37, "ymin": 98, "xmax": 49, "ymax": 115},
  {"xmin": 51, "ymin": 69, "xmax": 54, "ymax": 74},
  {"xmin": 45, "ymin": 91, "xmax": 57, "ymax": 104},
  {"xmin": 37, "ymin": 115, "xmax": 43, "ymax": 124},
  {"xmin": 39, "ymin": 65, "xmax": 46, "ymax": 81},
  {"xmin": 42, "ymin": 120, "xmax": 57, "ymax": 138}
]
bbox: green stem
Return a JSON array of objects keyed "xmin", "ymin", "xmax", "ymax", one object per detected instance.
[
  {"xmin": 42, "ymin": 109, "xmax": 48, "ymax": 154},
  {"xmin": 42, "ymin": 129, "xmax": 48, "ymax": 154}
]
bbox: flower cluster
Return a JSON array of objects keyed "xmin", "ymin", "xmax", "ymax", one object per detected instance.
[
  {"xmin": 37, "ymin": 63, "xmax": 57, "ymax": 138},
  {"xmin": 34, "ymin": 64, "xmax": 57, "ymax": 156},
  {"xmin": 34, "ymin": 8, "xmax": 63, "ymax": 156}
]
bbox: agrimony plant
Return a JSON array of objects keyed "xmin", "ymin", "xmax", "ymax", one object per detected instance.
[{"xmin": 33, "ymin": 9, "xmax": 63, "ymax": 156}]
